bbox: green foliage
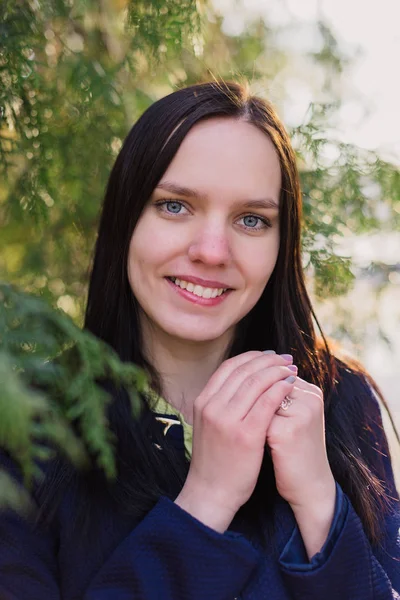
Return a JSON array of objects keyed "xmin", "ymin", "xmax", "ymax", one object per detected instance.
[
  {"xmin": 0, "ymin": 282, "xmax": 147, "ymax": 510},
  {"xmin": 128, "ymin": 0, "xmax": 202, "ymax": 57},
  {"xmin": 0, "ymin": 0, "xmax": 201, "ymax": 318},
  {"xmin": 292, "ymin": 103, "xmax": 399, "ymax": 297}
]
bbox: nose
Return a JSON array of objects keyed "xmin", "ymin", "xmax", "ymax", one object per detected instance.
[{"xmin": 187, "ymin": 222, "xmax": 231, "ymax": 267}]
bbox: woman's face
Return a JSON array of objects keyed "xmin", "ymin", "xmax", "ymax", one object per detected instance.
[{"xmin": 128, "ymin": 117, "xmax": 281, "ymax": 345}]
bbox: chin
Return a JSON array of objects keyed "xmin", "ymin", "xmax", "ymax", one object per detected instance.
[{"xmin": 163, "ymin": 322, "xmax": 230, "ymax": 344}]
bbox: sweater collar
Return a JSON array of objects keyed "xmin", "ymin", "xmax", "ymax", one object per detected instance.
[{"xmin": 144, "ymin": 386, "xmax": 193, "ymax": 458}]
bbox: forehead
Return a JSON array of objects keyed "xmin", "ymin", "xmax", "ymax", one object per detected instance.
[{"xmin": 160, "ymin": 117, "xmax": 282, "ymax": 200}]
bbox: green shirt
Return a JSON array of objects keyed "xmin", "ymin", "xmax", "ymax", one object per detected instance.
[{"xmin": 145, "ymin": 388, "xmax": 193, "ymax": 458}]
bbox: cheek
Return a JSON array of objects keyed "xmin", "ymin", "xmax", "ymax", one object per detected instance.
[
  {"xmin": 127, "ymin": 223, "xmax": 155, "ymax": 290},
  {"xmin": 127, "ymin": 219, "xmax": 179, "ymax": 284},
  {"xmin": 250, "ymin": 258, "xmax": 276, "ymax": 292},
  {"xmin": 241, "ymin": 235, "xmax": 279, "ymax": 290}
]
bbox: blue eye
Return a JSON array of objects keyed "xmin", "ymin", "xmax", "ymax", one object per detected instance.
[
  {"xmin": 165, "ymin": 201, "xmax": 183, "ymax": 214},
  {"xmin": 154, "ymin": 200, "xmax": 188, "ymax": 215},
  {"xmin": 154, "ymin": 199, "xmax": 272, "ymax": 231},
  {"xmin": 239, "ymin": 215, "xmax": 271, "ymax": 230},
  {"xmin": 243, "ymin": 215, "xmax": 259, "ymax": 228}
]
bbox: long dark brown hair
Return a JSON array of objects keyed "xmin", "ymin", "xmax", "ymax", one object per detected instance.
[{"xmin": 39, "ymin": 80, "xmax": 398, "ymax": 548}]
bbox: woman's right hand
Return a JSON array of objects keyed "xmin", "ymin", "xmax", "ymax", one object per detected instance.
[{"xmin": 174, "ymin": 351, "xmax": 296, "ymax": 532}]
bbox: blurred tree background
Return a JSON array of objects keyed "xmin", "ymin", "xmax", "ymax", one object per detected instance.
[{"xmin": 1, "ymin": 0, "xmax": 399, "ymax": 503}]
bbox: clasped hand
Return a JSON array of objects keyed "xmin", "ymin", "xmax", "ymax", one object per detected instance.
[{"xmin": 177, "ymin": 351, "xmax": 336, "ymax": 530}]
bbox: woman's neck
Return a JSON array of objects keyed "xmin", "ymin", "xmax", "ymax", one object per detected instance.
[{"xmin": 141, "ymin": 321, "xmax": 234, "ymax": 425}]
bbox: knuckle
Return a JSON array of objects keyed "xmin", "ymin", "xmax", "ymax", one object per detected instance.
[
  {"xmin": 263, "ymin": 353, "xmax": 283, "ymax": 365},
  {"xmin": 276, "ymin": 365, "xmax": 292, "ymax": 378},
  {"xmin": 309, "ymin": 383, "xmax": 323, "ymax": 396},
  {"xmin": 260, "ymin": 390, "xmax": 280, "ymax": 411},
  {"xmin": 201, "ymin": 405, "xmax": 230, "ymax": 434},
  {"xmin": 221, "ymin": 356, "xmax": 236, "ymax": 370},
  {"xmin": 233, "ymin": 365, "xmax": 248, "ymax": 379},
  {"xmin": 218, "ymin": 360, "xmax": 235, "ymax": 378},
  {"xmin": 193, "ymin": 395, "xmax": 207, "ymax": 413},
  {"xmin": 201, "ymin": 403, "xmax": 216, "ymax": 424},
  {"xmin": 242, "ymin": 373, "xmax": 260, "ymax": 390},
  {"xmin": 275, "ymin": 379, "xmax": 291, "ymax": 394}
]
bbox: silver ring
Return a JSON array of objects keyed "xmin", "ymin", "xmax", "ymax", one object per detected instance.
[{"xmin": 279, "ymin": 395, "xmax": 293, "ymax": 411}]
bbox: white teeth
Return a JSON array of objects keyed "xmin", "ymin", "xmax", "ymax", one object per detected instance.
[{"xmin": 169, "ymin": 277, "xmax": 228, "ymax": 298}]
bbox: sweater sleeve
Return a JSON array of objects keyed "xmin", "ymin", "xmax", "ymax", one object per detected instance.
[
  {"xmin": 83, "ymin": 495, "xmax": 259, "ymax": 600},
  {"xmin": 279, "ymin": 482, "xmax": 347, "ymax": 569},
  {"xmin": 0, "ymin": 453, "xmax": 260, "ymax": 600},
  {"xmin": 278, "ymin": 377, "xmax": 400, "ymax": 599},
  {"xmin": 0, "ymin": 452, "xmax": 61, "ymax": 600}
]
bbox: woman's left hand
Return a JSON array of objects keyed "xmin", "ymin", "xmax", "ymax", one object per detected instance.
[{"xmin": 266, "ymin": 375, "xmax": 337, "ymax": 557}]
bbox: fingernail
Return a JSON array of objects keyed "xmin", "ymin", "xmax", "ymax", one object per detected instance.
[
  {"xmin": 263, "ymin": 350, "xmax": 276, "ymax": 355},
  {"xmin": 287, "ymin": 365, "xmax": 297, "ymax": 372},
  {"xmin": 285, "ymin": 375, "xmax": 296, "ymax": 383},
  {"xmin": 281, "ymin": 354, "xmax": 293, "ymax": 362}
]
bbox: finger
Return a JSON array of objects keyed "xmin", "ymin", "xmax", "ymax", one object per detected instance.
[
  {"xmin": 290, "ymin": 376, "xmax": 322, "ymax": 396},
  {"xmin": 242, "ymin": 377, "xmax": 296, "ymax": 431},
  {"xmin": 198, "ymin": 351, "xmax": 292, "ymax": 408},
  {"xmin": 197, "ymin": 351, "xmax": 263, "ymax": 402},
  {"xmin": 224, "ymin": 366, "xmax": 297, "ymax": 418},
  {"xmin": 287, "ymin": 385, "xmax": 321, "ymax": 399},
  {"xmin": 275, "ymin": 385, "xmax": 322, "ymax": 418}
]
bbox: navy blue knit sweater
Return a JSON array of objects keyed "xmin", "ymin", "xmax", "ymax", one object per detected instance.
[{"xmin": 0, "ymin": 385, "xmax": 399, "ymax": 599}]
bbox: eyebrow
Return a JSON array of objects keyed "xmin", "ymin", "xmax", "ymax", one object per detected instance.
[{"xmin": 155, "ymin": 181, "xmax": 279, "ymax": 210}]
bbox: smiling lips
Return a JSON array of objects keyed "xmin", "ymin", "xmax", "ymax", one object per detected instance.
[
  {"xmin": 168, "ymin": 276, "xmax": 228, "ymax": 298},
  {"xmin": 166, "ymin": 275, "xmax": 233, "ymax": 305}
]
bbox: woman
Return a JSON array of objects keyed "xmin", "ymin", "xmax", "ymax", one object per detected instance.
[{"xmin": 1, "ymin": 80, "xmax": 399, "ymax": 599}]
